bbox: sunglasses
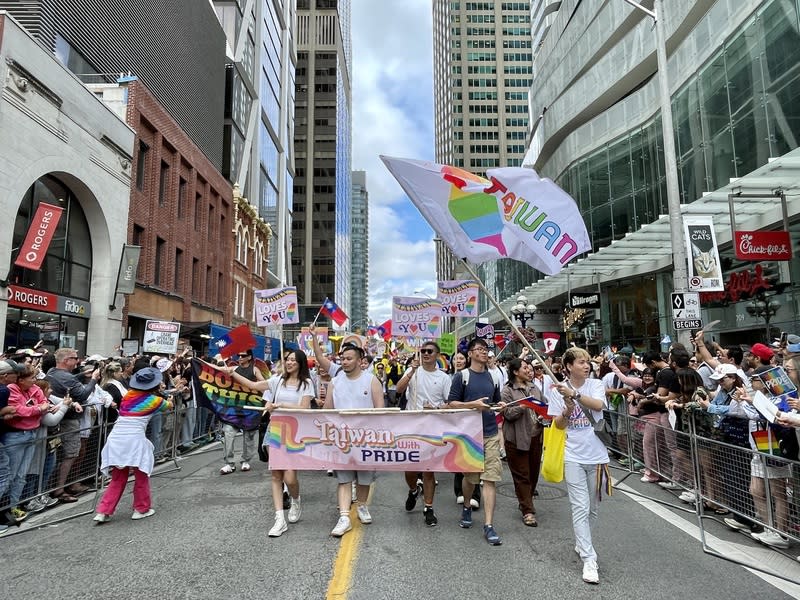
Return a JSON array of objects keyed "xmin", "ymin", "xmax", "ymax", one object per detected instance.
[{"xmin": 420, "ymin": 349, "xmax": 436, "ymax": 355}]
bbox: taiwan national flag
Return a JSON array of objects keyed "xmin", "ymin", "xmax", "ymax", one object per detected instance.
[
  {"xmin": 320, "ymin": 298, "xmax": 349, "ymax": 327},
  {"xmin": 377, "ymin": 319, "xmax": 392, "ymax": 341},
  {"xmin": 517, "ymin": 396, "xmax": 550, "ymax": 419},
  {"xmin": 212, "ymin": 324, "xmax": 257, "ymax": 359}
]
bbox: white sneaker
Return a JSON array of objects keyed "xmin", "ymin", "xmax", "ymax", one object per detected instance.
[
  {"xmin": 93, "ymin": 513, "xmax": 111, "ymax": 523},
  {"xmin": 331, "ymin": 515, "xmax": 352, "ymax": 537},
  {"xmin": 131, "ymin": 508, "xmax": 155, "ymax": 520},
  {"xmin": 678, "ymin": 490, "xmax": 696, "ymax": 504},
  {"xmin": 751, "ymin": 529, "xmax": 790, "ymax": 549},
  {"xmin": 658, "ymin": 481, "xmax": 681, "ymax": 490},
  {"xmin": 288, "ymin": 498, "xmax": 302, "ymax": 523},
  {"xmin": 723, "ymin": 517, "xmax": 752, "ymax": 532},
  {"xmin": 220, "ymin": 464, "xmax": 235, "ymax": 475},
  {"xmin": 240, "ymin": 462, "xmax": 251, "ymax": 472},
  {"xmin": 357, "ymin": 504, "xmax": 372, "ymax": 524},
  {"xmin": 456, "ymin": 495, "xmax": 464, "ymax": 505},
  {"xmin": 269, "ymin": 515, "xmax": 288, "ymax": 537},
  {"xmin": 582, "ymin": 559, "xmax": 599, "ymax": 584},
  {"xmin": 470, "ymin": 498, "xmax": 480, "ymax": 509}
]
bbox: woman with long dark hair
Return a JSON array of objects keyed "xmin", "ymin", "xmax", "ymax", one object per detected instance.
[
  {"xmin": 499, "ymin": 358, "xmax": 543, "ymax": 527},
  {"xmin": 230, "ymin": 349, "xmax": 313, "ymax": 537}
]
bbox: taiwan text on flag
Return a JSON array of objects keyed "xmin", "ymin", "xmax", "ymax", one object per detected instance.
[
  {"xmin": 380, "ymin": 156, "xmax": 590, "ymax": 275},
  {"xmin": 321, "ymin": 297, "xmax": 349, "ymax": 326},
  {"xmin": 211, "ymin": 324, "xmax": 257, "ymax": 359}
]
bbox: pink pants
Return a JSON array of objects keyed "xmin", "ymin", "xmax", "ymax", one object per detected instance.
[{"xmin": 96, "ymin": 467, "xmax": 151, "ymax": 515}]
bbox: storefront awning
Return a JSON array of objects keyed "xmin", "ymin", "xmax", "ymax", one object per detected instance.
[{"xmin": 475, "ymin": 147, "xmax": 800, "ymax": 324}]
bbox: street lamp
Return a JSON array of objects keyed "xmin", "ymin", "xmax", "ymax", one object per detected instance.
[
  {"xmin": 746, "ymin": 296, "xmax": 780, "ymax": 342},
  {"xmin": 511, "ymin": 295, "xmax": 537, "ymax": 329}
]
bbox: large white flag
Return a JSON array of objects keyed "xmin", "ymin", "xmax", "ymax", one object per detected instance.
[{"xmin": 381, "ymin": 156, "xmax": 591, "ymax": 275}]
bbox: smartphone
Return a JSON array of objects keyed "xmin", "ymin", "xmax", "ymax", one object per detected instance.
[{"xmin": 780, "ymin": 331, "xmax": 788, "ymax": 348}]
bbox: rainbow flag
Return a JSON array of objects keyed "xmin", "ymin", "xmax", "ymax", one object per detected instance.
[
  {"xmin": 518, "ymin": 396, "xmax": 549, "ymax": 418},
  {"xmin": 751, "ymin": 429, "xmax": 778, "ymax": 455}
]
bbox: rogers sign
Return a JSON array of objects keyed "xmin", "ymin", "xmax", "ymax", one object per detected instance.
[
  {"xmin": 734, "ymin": 231, "xmax": 792, "ymax": 261},
  {"xmin": 14, "ymin": 203, "xmax": 64, "ymax": 271}
]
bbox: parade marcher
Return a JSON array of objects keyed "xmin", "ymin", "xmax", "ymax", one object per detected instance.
[
  {"xmin": 450, "ymin": 350, "xmax": 481, "ymax": 509},
  {"xmin": 93, "ymin": 367, "xmax": 172, "ymax": 523},
  {"xmin": 499, "ymin": 358, "xmax": 543, "ymax": 527},
  {"xmin": 219, "ymin": 349, "xmax": 264, "ymax": 474},
  {"xmin": 395, "ymin": 340, "xmax": 451, "ymax": 527},
  {"xmin": 547, "ymin": 347, "xmax": 609, "ymax": 585},
  {"xmin": 230, "ymin": 350, "xmax": 314, "ymax": 537},
  {"xmin": 447, "ymin": 337, "xmax": 503, "ymax": 546},
  {"xmin": 323, "ymin": 342, "xmax": 384, "ymax": 537}
]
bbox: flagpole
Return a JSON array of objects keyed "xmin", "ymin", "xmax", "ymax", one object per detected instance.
[
  {"xmin": 459, "ymin": 258, "xmax": 557, "ymax": 382},
  {"xmin": 310, "ymin": 304, "xmax": 324, "ymax": 328}
]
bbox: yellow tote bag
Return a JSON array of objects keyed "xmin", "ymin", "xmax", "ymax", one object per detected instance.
[{"xmin": 541, "ymin": 424, "xmax": 566, "ymax": 483}]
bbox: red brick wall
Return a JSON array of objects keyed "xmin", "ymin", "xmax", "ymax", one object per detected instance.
[{"xmin": 124, "ymin": 80, "xmax": 233, "ymax": 325}]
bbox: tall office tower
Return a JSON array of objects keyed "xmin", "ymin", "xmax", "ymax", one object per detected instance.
[
  {"xmin": 432, "ymin": 0, "xmax": 537, "ymax": 311},
  {"xmin": 350, "ymin": 171, "xmax": 369, "ymax": 328},
  {"xmin": 213, "ymin": 0, "xmax": 297, "ymax": 287},
  {"xmin": 293, "ymin": 0, "xmax": 353, "ymax": 323}
]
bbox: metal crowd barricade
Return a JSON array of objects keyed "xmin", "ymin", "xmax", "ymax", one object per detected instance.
[
  {"xmin": 1, "ymin": 421, "xmax": 103, "ymax": 535},
  {"xmin": 607, "ymin": 408, "xmax": 800, "ymax": 584}
]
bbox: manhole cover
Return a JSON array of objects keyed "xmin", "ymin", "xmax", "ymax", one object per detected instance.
[{"xmin": 496, "ymin": 482, "xmax": 567, "ymax": 500}]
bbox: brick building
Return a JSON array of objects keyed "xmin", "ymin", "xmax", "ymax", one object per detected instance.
[
  {"xmin": 231, "ymin": 184, "xmax": 272, "ymax": 329},
  {"xmin": 107, "ymin": 79, "xmax": 234, "ymax": 344}
]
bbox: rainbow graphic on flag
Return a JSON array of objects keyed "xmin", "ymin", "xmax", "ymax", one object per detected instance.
[
  {"xmin": 441, "ymin": 166, "xmax": 508, "ymax": 256},
  {"xmin": 436, "ymin": 353, "xmax": 451, "ymax": 372},
  {"xmin": 752, "ymin": 429, "xmax": 778, "ymax": 455}
]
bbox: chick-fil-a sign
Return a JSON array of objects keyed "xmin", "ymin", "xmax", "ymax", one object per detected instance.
[{"xmin": 734, "ymin": 231, "xmax": 792, "ymax": 261}]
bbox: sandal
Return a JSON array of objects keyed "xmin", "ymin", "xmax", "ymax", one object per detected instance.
[
  {"xmin": 53, "ymin": 492, "xmax": 79, "ymax": 503},
  {"xmin": 523, "ymin": 513, "xmax": 538, "ymax": 527}
]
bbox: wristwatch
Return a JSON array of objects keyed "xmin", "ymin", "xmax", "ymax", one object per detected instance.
[{"xmin": 574, "ymin": 392, "xmax": 581, "ymax": 402}]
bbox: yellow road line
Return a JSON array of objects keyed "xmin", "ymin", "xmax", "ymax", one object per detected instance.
[{"xmin": 325, "ymin": 487, "xmax": 373, "ymax": 600}]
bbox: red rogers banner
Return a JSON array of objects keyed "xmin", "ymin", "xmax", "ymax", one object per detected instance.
[
  {"xmin": 267, "ymin": 409, "xmax": 484, "ymax": 472},
  {"xmin": 14, "ymin": 203, "xmax": 64, "ymax": 271},
  {"xmin": 734, "ymin": 231, "xmax": 792, "ymax": 261}
]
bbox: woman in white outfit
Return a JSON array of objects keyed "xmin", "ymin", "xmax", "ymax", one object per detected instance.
[
  {"xmin": 547, "ymin": 347, "xmax": 609, "ymax": 585},
  {"xmin": 229, "ymin": 349, "xmax": 314, "ymax": 537}
]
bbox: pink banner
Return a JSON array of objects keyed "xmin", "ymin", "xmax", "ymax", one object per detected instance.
[{"xmin": 267, "ymin": 410, "xmax": 484, "ymax": 472}]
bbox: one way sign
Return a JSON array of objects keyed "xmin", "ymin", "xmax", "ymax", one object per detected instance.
[{"xmin": 671, "ymin": 292, "xmax": 701, "ymax": 320}]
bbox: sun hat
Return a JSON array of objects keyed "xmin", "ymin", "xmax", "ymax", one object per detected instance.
[{"xmin": 129, "ymin": 367, "xmax": 163, "ymax": 390}]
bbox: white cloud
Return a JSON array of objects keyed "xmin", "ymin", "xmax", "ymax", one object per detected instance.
[{"xmin": 352, "ymin": 0, "xmax": 437, "ymax": 322}]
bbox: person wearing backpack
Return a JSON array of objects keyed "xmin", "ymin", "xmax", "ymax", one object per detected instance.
[{"xmin": 446, "ymin": 337, "xmax": 503, "ymax": 546}]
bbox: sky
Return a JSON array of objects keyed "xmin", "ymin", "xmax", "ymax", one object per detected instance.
[{"xmin": 351, "ymin": 0, "xmax": 438, "ymax": 323}]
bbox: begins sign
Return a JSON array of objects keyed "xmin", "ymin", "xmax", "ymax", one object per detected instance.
[{"xmin": 734, "ymin": 231, "xmax": 792, "ymax": 261}]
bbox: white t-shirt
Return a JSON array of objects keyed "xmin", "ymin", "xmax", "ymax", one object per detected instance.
[
  {"xmin": 547, "ymin": 378, "xmax": 608, "ymax": 464},
  {"xmin": 263, "ymin": 376, "xmax": 314, "ymax": 406},
  {"xmin": 404, "ymin": 367, "xmax": 452, "ymax": 410},
  {"xmin": 331, "ymin": 370, "xmax": 376, "ymax": 410}
]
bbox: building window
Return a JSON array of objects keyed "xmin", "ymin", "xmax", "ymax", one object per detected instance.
[
  {"xmin": 192, "ymin": 258, "xmax": 199, "ymax": 296},
  {"xmin": 154, "ymin": 237, "xmax": 166, "ymax": 287},
  {"xmin": 194, "ymin": 193, "xmax": 202, "ymax": 230},
  {"xmin": 158, "ymin": 160, "xmax": 169, "ymax": 207},
  {"xmin": 136, "ymin": 141, "xmax": 149, "ymax": 191},
  {"xmin": 174, "ymin": 248, "xmax": 183, "ymax": 292},
  {"xmin": 132, "ymin": 223, "xmax": 144, "ymax": 247},
  {"xmin": 178, "ymin": 177, "xmax": 187, "ymax": 218},
  {"xmin": 205, "ymin": 265, "xmax": 213, "ymax": 304}
]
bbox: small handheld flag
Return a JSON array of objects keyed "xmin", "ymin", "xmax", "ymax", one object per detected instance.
[
  {"xmin": 212, "ymin": 324, "xmax": 257, "ymax": 359},
  {"xmin": 517, "ymin": 396, "xmax": 549, "ymax": 418},
  {"xmin": 320, "ymin": 297, "xmax": 349, "ymax": 327}
]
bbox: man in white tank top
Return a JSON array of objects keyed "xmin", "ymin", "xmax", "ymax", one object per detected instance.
[{"xmin": 323, "ymin": 342, "xmax": 384, "ymax": 537}]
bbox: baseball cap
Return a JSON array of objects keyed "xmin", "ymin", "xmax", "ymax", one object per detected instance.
[
  {"xmin": 0, "ymin": 360, "xmax": 22, "ymax": 375},
  {"xmin": 750, "ymin": 343, "xmax": 774, "ymax": 361},
  {"xmin": 709, "ymin": 363, "xmax": 738, "ymax": 380},
  {"xmin": 487, "ymin": 351, "xmax": 495, "ymax": 357}
]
